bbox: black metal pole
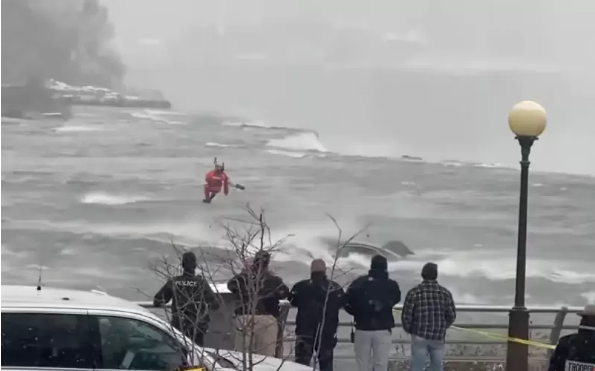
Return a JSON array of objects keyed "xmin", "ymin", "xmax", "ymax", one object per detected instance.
[{"xmin": 505, "ymin": 136, "xmax": 537, "ymax": 371}]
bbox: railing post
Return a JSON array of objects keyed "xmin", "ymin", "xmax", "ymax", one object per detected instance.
[
  {"xmin": 275, "ymin": 305, "xmax": 290, "ymax": 358},
  {"xmin": 547, "ymin": 306, "xmax": 568, "ymax": 359}
]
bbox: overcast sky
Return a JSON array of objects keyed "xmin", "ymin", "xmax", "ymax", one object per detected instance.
[
  {"xmin": 100, "ymin": 1, "xmax": 595, "ymax": 174},
  {"xmin": 103, "ymin": 0, "xmax": 595, "ymax": 74}
]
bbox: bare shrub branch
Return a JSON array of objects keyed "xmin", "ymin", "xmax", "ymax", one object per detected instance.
[{"xmin": 145, "ymin": 206, "xmax": 368, "ymax": 371}]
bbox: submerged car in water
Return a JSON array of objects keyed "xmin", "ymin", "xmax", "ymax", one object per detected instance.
[{"xmin": 322, "ymin": 239, "xmax": 414, "ymax": 261}]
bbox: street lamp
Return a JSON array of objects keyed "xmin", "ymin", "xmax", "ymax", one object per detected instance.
[{"xmin": 505, "ymin": 101, "xmax": 547, "ymax": 371}]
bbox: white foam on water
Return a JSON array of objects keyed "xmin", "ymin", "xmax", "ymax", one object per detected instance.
[
  {"xmin": 329, "ymin": 142, "xmax": 400, "ymax": 159},
  {"xmin": 581, "ymin": 291, "xmax": 595, "ymax": 303},
  {"xmin": 264, "ymin": 218, "xmax": 371, "ymax": 265},
  {"xmin": 473, "ymin": 162, "xmax": 506, "ymax": 169},
  {"xmin": 206, "ymin": 142, "xmax": 233, "ymax": 148},
  {"xmin": 443, "ymin": 162, "xmax": 463, "ymax": 167},
  {"xmin": 54, "ymin": 125, "xmax": 104, "ymax": 133},
  {"xmin": 383, "ymin": 254, "xmax": 595, "ymax": 284},
  {"xmin": 449, "ymin": 289, "xmax": 486, "ymax": 305},
  {"xmin": 266, "ymin": 132, "xmax": 327, "ymax": 153},
  {"xmin": 266, "ymin": 149, "xmax": 307, "ymax": 159},
  {"xmin": 222, "ymin": 120, "xmax": 270, "ymax": 128},
  {"xmin": 21, "ymin": 219, "xmax": 224, "ymax": 248},
  {"xmin": 144, "ymin": 109, "xmax": 186, "ymax": 116},
  {"xmin": 1, "ymin": 118, "xmax": 22, "ymax": 124},
  {"xmin": 1, "ymin": 245, "xmax": 29, "ymax": 259},
  {"xmin": 265, "ymin": 230, "xmax": 595, "ymax": 285},
  {"xmin": 130, "ymin": 111, "xmax": 185, "ymax": 125},
  {"xmin": 80, "ymin": 192, "xmax": 151, "ymax": 205}
]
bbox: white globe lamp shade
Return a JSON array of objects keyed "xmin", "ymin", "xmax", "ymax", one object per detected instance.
[{"xmin": 508, "ymin": 101, "xmax": 547, "ymax": 137}]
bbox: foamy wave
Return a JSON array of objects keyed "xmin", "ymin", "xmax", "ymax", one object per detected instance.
[
  {"xmin": 443, "ymin": 161, "xmax": 463, "ymax": 167},
  {"xmin": 13, "ymin": 219, "xmax": 223, "ymax": 248},
  {"xmin": 206, "ymin": 142, "xmax": 233, "ymax": 148},
  {"xmin": 449, "ymin": 290, "xmax": 486, "ymax": 305},
  {"xmin": 474, "ymin": 162, "xmax": 505, "ymax": 169},
  {"xmin": 266, "ymin": 149, "xmax": 307, "ymax": 159},
  {"xmin": 54, "ymin": 125, "xmax": 104, "ymax": 133},
  {"xmin": 222, "ymin": 120, "xmax": 269, "ymax": 128},
  {"xmin": 1, "ymin": 117, "xmax": 22, "ymax": 124},
  {"xmin": 381, "ymin": 256, "xmax": 595, "ymax": 284},
  {"xmin": 277, "ymin": 234, "xmax": 595, "ymax": 285},
  {"xmin": 1, "ymin": 245, "xmax": 29, "ymax": 259},
  {"xmin": 144, "ymin": 109, "xmax": 185, "ymax": 116},
  {"xmin": 80, "ymin": 192, "xmax": 151, "ymax": 205},
  {"xmin": 581, "ymin": 291, "xmax": 595, "ymax": 303},
  {"xmin": 266, "ymin": 132, "xmax": 327, "ymax": 153},
  {"xmin": 130, "ymin": 112, "xmax": 185, "ymax": 125}
]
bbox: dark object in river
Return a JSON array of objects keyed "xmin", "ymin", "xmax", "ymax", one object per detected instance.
[
  {"xmin": 401, "ymin": 155, "xmax": 423, "ymax": 161},
  {"xmin": 322, "ymin": 239, "xmax": 414, "ymax": 261}
]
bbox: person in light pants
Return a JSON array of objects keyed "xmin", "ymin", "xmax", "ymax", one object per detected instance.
[
  {"xmin": 227, "ymin": 251, "xmax": 289, "ymax": 357},
  {"xmin": 234, "ymin": 314, "xmax": 278, "ymax": 357},
  {"xmin": 354, "ymin": 329, "xmax": 393, "ymax": 371},
  {"xmin": 344, "ymin": 255, "xmax": 402, "ymax": 371}
]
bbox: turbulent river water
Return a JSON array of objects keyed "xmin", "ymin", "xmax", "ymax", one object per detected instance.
[{"xmin": 2, "ymin": 106, "xmax": 594, "ymax": 308}]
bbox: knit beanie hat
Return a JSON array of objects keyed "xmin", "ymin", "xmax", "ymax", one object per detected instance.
[
  {"xmin": 310, "ymin": 259, "xmax": 327, "ymax": 273},
  {"xmin": 370, "ymin": 254, "xmax": 388, "ymax": 271},
  {"xmin": 421, "ymin": 262, "xmax": 438, "ymax": 280}
]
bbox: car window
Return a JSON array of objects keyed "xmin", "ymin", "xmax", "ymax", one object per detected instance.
[
  {"xmin": 1, "ymin": 312, "xmax": 94, "ymax": 369},
  {"xmin": 95, "ymin": 315, "xmax": 188, "ymax": 370}
]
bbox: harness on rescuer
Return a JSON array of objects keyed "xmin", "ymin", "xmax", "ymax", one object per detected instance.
[{"xmin": 202, "ymin": 157, "xmax": 245, "ymax": 204}]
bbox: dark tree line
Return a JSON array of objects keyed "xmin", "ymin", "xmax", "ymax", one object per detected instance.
[{"xmin": 1, "ymin": 0, "xmax": 125, "ymax": 88}]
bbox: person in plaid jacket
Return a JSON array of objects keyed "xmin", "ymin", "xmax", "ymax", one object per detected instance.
[{"xmin": 401, "ymin": 263, "xmax": 456, "ymax": 371}]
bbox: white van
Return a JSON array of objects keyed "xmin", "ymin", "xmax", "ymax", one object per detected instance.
[{"xmin": 1, "ymin": 285, "xmax": 309, "ymax": 371}]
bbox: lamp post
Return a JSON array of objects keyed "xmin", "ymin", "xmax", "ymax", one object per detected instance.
[{"xmin": 505, "ymin": 101, "xmax": 547, "ymax": 371}]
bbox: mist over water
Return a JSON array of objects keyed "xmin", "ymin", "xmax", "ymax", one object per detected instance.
[
  {"xmin": 104, "ymin": 0, "xmax": 595, "ymax": 176},
  {"xmin": 3, "ymin": 108, "xmax": 595, "ymax": 307}
]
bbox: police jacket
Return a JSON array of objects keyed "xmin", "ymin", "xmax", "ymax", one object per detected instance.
[
  {"xmin": 548, "ymin": 328, "xmax": 595, "ymax": 371},
  {"xmin": 153, "ymin": 272, "xmax": 219, "ymax": 327},
  {"xmin": 227, "ymin": 269, "xmax": 289, "ymax": 318},
  {"xmin": 344, "ymin": 269, "xmax": 401, "ymax": 331},
  {"xmin": 288, "ymin": 273, "xmax": 345, "ymax": 340}
]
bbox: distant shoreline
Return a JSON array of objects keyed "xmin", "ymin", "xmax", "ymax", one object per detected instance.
[
  {"xmin": 1, "ymin": 79, "xmax": 171, "ymax": 120},
  {"xmin": 49, "ymin": 79, "xmax": 172, "ymax": 110},
  {"xmin": 61, "ymin": 96, "xmax": 171, "ymax": 109}
]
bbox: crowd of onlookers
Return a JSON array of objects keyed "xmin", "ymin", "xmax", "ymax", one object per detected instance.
[{"xmin": 154, "ymin": 251, "xmax": 595, "ymax": 371}]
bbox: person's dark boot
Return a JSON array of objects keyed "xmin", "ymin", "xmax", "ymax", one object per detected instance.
[{"xmin": 202, "ymin": 199, "xmax": 211, "ymax": 204}]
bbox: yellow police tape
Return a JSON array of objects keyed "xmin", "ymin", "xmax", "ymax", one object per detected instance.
[{"xmin": 391, "ymin": 309, "xmax": 556, "ymax": 350}]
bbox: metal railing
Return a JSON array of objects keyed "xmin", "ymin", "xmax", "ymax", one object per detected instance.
[{"xmin": 135, "ymin": 299, "xmax": 583, "ymax": 364}]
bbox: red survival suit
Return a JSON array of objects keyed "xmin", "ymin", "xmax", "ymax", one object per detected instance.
[{"xmin": 203, "ymin": 167, "xmax": 229, "ymax": 203}]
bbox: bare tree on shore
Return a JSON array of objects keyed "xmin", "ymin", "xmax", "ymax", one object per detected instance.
[{"xmin": 148, "ymin": 206, "xmax": 366, "ymax": 371}]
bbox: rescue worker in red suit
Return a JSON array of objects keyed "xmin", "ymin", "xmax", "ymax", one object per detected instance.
[{"xmin": 203, "ymin": 164, "xmax": 229, "ymax": 203}]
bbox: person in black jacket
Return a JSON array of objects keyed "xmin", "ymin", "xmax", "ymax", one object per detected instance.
[
  {"xmin": 227, "ymin": 250, "xmax": 289, "ymax": 356},
  {"xmin": 548, "ymin": 304, "xmax": 595, "ymax": 371},
  {"xmin": 153, "ymin": 251, "xmax": 219, "ymax": 346},
  {"xmin": 344, "ymin": 254, "xmax": 401, "ymax": 371},
  {"xmin": 289, "ymin": 259, "xmax": 345, "ymax": 371}
]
